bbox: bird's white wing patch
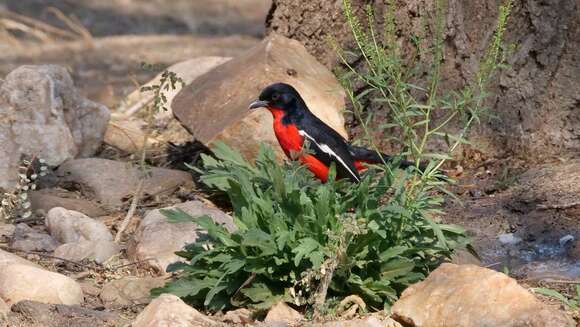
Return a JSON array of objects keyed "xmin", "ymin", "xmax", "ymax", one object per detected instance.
[{"xmin": 298, "ymin": 130, "xmax": 360, "ymax": 182}]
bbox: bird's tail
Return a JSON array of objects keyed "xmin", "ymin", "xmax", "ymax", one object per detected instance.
[{"xmin": 348, "ymin": 145, "xmax": 424, "ymax": 171}]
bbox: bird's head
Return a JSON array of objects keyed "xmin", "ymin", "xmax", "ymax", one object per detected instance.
[{"xmin": 248, "ymin": 83, "xmax": 305, "ymax": 113}]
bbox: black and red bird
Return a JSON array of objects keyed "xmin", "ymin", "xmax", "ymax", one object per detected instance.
[{"xmin": 249, "ymin": 83, "xmax": 417, "ymax": 183}]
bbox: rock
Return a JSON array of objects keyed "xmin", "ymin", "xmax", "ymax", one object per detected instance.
[
  {"xmin": 109, "ymin": 57, "xmax": 234, "ymax": 152},
  {"xmin": 0, "ymin": 224, "xmax": 16, "ymax": 241},
  {"xmin": 103, "ymin": 118, "xmax": 162, "ymax": 154},
  {"xmin": 0, "ymin": 65, "xmax": 110, "ymax": 190},
  {"xmin": 0, "ymin": 263, "xmax": 83, "ymax": 305},
  {"xmin": 54, "ymin": 240, "xmax": 120, "ymax": 264},
  {"xmin": 128, "ymin": 201, "xmax": 234, "ymax": 274},
  {"xmin": 0, "ymin": 248, "xmax": 40, "ymax": 268},
  {"xmin": 99, "ymin": 276, "xmax": 165, "ymax": 306},
  {"xmin": 172, "ymin": 34, "xmax": 347, "ymax": 160},
  {"xmin": 122, "ymin": 57, "xmax": 231, "ymax": 117},
  {"xmin": 264, "ymin": 302, "xmax": 302, "ymax": 324},
  {"xmin": 56, "ymin": 158, "xmax": 193, "ymax": 207},
  {"xmin": 391, "ymin": 263, "xmax": 574, "ymax": 327},
  {"xmin": 498, "ymin": 233, "xmax": 522, "ymax": 245},
  {"xmin": 46, "ymin": 207, "xmax": 112, "ymax": 243},
  {"xmin": 223, "ymin": 308, "xmax": 253, "ymax": 324},
  {"xmin": 317, "ymin": 317, "xmax": 398, "ymax": 327},
  {"xmin": 29, "ymin": 189, "xmax": 108, "ymax": 217},
  {"xmin": 10, "ymin": 223, "xmax": 59, "ymax": 252},
  {"xmin": 131, "ymin": 293, "xmax": 218, "ymax": 327},
  {"xmin": 10, "ymin": 300, "xmax": 117, "ymax": 325}
]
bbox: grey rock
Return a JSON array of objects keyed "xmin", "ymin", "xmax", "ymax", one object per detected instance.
[
  {"xmin": 46, "ymin": 207, "xmax": 112, "ymax": 243},
  {"xmin": 10, "ymin": 300, "xmax": 117, "ymax": 325},
  {"xmin": 0, "ymin": 65, "xmax": 110, "ymax": 190},
  {"xmin": 10, "ymin": 223, "xmax": 59, "ymax": 252},
  {"xmin": 56, "ymin": 158, "xmax": 193, "ymax": 207},
  {"xmin": 127, "ymin": 200, "xmax": 234, "ymax": 274},
  {"xmin": 30, "ymin": 189, "xmax": 108, "ymax": 217},
  {"xmin": 54, "ymin": 240, "xmax": 120, "ymax": 264},
  {"xmin": 498, "ymin": 233, "xmax": 522, "ymax": 245}
]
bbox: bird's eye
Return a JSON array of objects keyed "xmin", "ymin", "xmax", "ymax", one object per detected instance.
[{"xmin": 271, "ymin": 93, "xmax": 280, "ymax": 101}]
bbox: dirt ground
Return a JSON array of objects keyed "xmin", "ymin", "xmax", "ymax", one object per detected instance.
[{"xmin": 1, "ymin": 0, "xmax": 578, "ymax": 324}]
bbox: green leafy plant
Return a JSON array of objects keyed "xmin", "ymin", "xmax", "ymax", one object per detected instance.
[
  {"xmin": 531, "ymin": 286, "xmax": 580, "ymax": 310},
  {"xmin": 153, "ymin": 142, "xmax": 469, "ymax": 311}
]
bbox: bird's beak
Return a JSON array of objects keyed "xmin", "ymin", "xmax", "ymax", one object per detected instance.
[{"xmin": 248, "ymin": 100, "xmax": 269, "ymax": 110}]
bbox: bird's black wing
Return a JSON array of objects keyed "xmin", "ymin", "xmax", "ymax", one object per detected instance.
[{"xmin": 296, "ymin": 114, "xmax": 361, "ymax": 183}]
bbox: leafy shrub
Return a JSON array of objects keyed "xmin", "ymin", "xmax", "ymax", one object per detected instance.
[{"xmin": 152, "ymin": 142, "xmax": 469, "ymax": 311}]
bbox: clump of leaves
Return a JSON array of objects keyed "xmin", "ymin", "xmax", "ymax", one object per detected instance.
[{"xmin": 153, "ymin": 142, "xmax": 469, "ymax": 311}]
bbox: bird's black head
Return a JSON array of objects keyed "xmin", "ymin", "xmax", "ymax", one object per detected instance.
[{"xmin": 248, "ymin": 83, "xmax": 305, "ymax": 112}]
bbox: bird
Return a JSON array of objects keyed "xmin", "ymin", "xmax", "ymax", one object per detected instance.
[{"xmin": 248, "ymin": 82, "xmax": 419, "ymax": 183}]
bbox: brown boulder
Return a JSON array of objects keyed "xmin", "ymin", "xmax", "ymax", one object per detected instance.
[
  {"xmin": 391, "ymin": 263, "xmax": 574, "ymax": 327},
  {"xmin": 172, "ymin": 33, "xmax": 347, "ymax": 160}
]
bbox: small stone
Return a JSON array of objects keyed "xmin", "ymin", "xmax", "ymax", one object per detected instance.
[
  {"xmin": 0, "ymin": 224, "xmax": 16, "ymax": 240},
  {"xmin": 131, "ymin": 294, "xmax": 218, "ymax": 327},
  {"xmin": 46, "ymin": 207, "xmax": 113, "ymax": 243},
  {"xmin": 559, "ymin": 234, "xmax": 574, "ymax": 247},
  {"xmin": 264, "ymin": 302, "xmax": 303, "ymax": 324},
  {"xmin": 0, "ymin": 263, "xmax": 83, "ymax": 305},
  {"xmin": 223, "ymin": 308, "xmax": 254, "ymax": 324},
  {"xmin": 54, "ymin": 240, "xmax": 120, "ymax": 264},
  {"xmin": 99, "ymin": 276, "xmax": 165, "ymax": 306},
  {"xmin": 127, "ymin": 201, "xmax": 234, "ymax": 274},
  {"xmin": 10, "ymin": 223, "xmax": 59, "ymax": 252},
  {"xmin": 391, "ymin": 263, "xmax": 574, "ymax": 327},
  {"xmin": 79, "ymin": 282, "xmax": 101, "ymax": 297},
  {"xmin": 498, "ymin": 233, "xmax": 522, "ymax": 245}
]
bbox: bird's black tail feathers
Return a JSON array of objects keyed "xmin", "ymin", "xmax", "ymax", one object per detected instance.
[{"xmin": 348, "ymin": 145, "xmax": 426, "ymax": 171}]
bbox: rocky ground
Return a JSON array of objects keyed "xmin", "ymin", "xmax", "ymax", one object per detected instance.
[{"xmin": 0, "ymin": 1, "xmax": 578, "ymax": 326}]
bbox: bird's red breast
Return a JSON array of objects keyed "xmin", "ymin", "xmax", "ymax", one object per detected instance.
[{"xmin": 269, "ymin": 107, "xmax": 331, "ymax": 182}]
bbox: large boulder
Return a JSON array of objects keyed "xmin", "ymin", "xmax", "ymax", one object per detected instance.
[
  {"xmin": 172, "ymin": 33, "xmax": 347, "ymax": 160},
  {"xmin": 56, "ymin": 158, "xmax": 193, "ymax": 207},
  {"xmin": 391, "ymin": 263, "xmax": 574, "ymax": 327},
  {"xmin": 0, "ymin": 65, "xmax": 110, "ymax": 190},
  {"xmin": 127, "ymin": 201, "xmax": 235, "ymax": 274}
]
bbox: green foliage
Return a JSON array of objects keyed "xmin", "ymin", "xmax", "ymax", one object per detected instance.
[
  {"xmin": 153, "ymin": 142, "xmax": 469, "ymax": 311},
  {"xmin": 531, "ymin": 286, "xmax": 580, "ymax": 310}
]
